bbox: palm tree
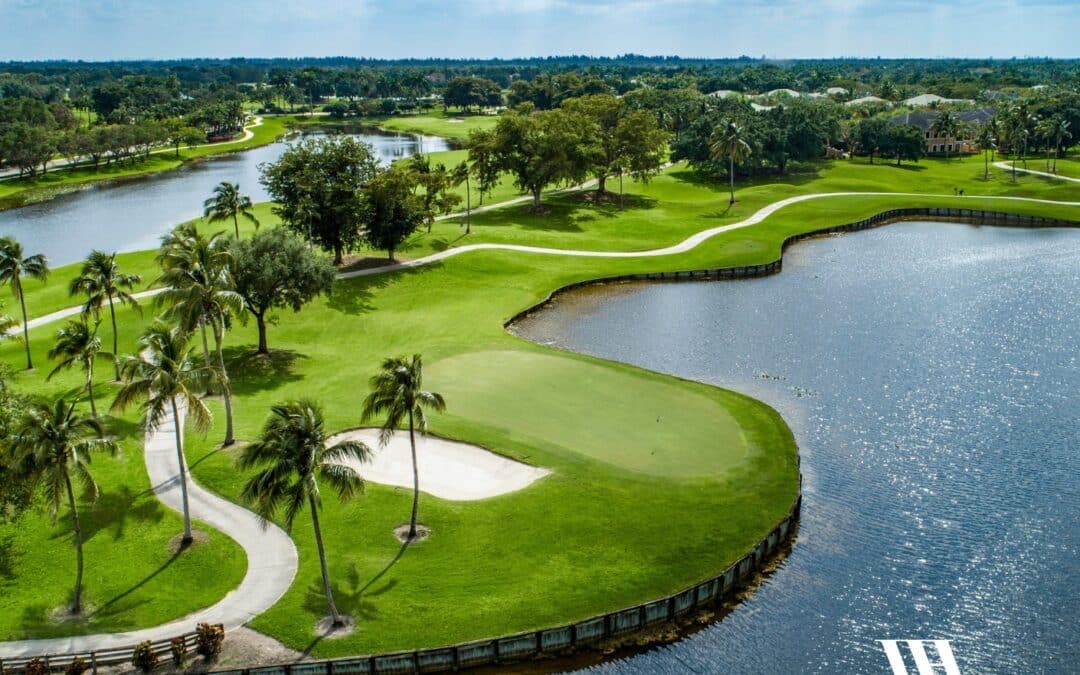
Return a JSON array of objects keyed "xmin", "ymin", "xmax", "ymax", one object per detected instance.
[
  {"xmin": 112, "ymin": 322, "xmax": 212, "ymax": 546},
  {"xmin": 360, "ymin": 354, "xmax": 445, "ymax": 540},
  {"xmin": 1049, "ymin": 117, "xmax": 1071, "ymax": 174},
  {"xmin": 69, "ymin": 250, "xmax": 142, "ymax": 380},
  {"xmin": 10, "ymin": 397, "xmax": 116, "ymax": 614},
  {"xmin": 1035, "ymin": 117, "xmax": 1056, "ymax": 172},
  {"xmin": 976, "ymin": 125, "xmax": 996, "ymax": 180},
  {"xmin": 709, "ymin": 121, "xmax": 753, "ymax": 206},
  {"xmin": 239, "ymin": 399, "xmax": 371, "ymax": 628},
  {"xmin": 157, "ymin": 228, "xmax": 243, "ymax": 446},
  {"xmin": 203, "ymin": 182, "xmax": 259, "ymax": 239},
  {"xmin": 0, "ymin": 236, "xmax": 49, "ymax": 370},
  {"xmin": 930, "ymin": 110, "xmax": 958, "ymax": 162},
  {"xmin": 48, "ymin": 320, "xmax": 105, "ymax": 418}
]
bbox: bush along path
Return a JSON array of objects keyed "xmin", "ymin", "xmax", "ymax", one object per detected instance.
[{"xmin": 0, "ymin": 400, "xmax": 298, "ymax": 660}]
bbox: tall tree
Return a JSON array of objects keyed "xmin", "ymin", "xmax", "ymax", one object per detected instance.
[
  {"xmin": 10, "ymin": 397, "xmax": 116, "ymax": 614},
  {"xmin": 239, "ymin": 399, "xmax": 371, "ymax": 628},
  {"xmin": 491, "ymin": 107, "xmax": 597, "ymax": 209},
  {"xmin": 204, "ymin": 182, "xmax": 260, "ymax": 239},
  {"xmin": 1048, "ymin": 117, "xmax": 1071, "ymax": 173},
  {"xmin": 230, "ymin": 229, "xmax": 336, "ymax": 354},
  {"xmin": 408, "ymin": 154, "xmax": 462, "ymax": 232},
  {"xmin": 361, "ymin": 354, "xmax": 446, "ymax": 541},
  {"xmin": 112, "ymin": 322, "xmax": 212, "ymax": 546},
  {"xmin": 709, "ymin": 121, "xmax": 753, "ymax": 205},
  {"xmin": 562, "ymin": 94, "xmax": 668, "ymax": 196},
  {"xmin": 260, "ymin": 136, "xmax": 379, "ymax": 264},
  {"xmin": 0, "ymin": 236, "xmax": 49, "ymax": 370},
  {"xmin": 69, "ymin": 250, "xmax": 141, "ymax": 380},
  {"xmin": 47, "ymin": 320, "xmax": 105, "ymax": 418},
  {"xmin": 157, "ymin": 230, "xmax": 243, "ymax": 446},
  {"xmin": 976, "ymin": 124, "xmax": 996, "ymax": 179},
  {"xmin": 363, "ymin": 167, "xmax": 424, "ymax": 260},
  {"xmin": 465, "ymin": 128, "xmax": 502, "ymax": 206},
  {"xmin": 929, "ymin": 110, "xmax": 958, "ymax": 161},
  {"xmin": 853, "ymin": 117, "xmax": 889, "ymax": 165}
]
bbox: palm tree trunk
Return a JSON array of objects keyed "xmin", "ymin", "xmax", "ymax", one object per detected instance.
[
  {"xmin": 465, "ymin": 172, "xmax": 471, "ymax": 235},
  {"xmin": 86, "ymin": 358, "xmax": 98, "ymax": 418},
  {"xmin": 309, "ymin": 495, "xmax": 342, "ymax": 626},
  {"xmin": 64, "ymin": 473, "xmax": 85, "ymax": 614},
  {"xmin": 108, "ymin": 293, "xmax": 120, "ymax": 380},
  {"xmin": 18, "ymin": 282, "xmax": 31, "ymax": 370},
  {"xmin": 408, "ymin": 408, "xmax": 419, "ymax": 539},
  {"xmin": 199, "ymin": 318, "xmax": 213, "ymax": 394},
  {"xmin": 170, "ymin": 396, "xmax": 194, "ymax": 546},
  {"xmin": 213, "ymin": 321, "xmax": 235, "ymax": 446},
  {"xmin": 232, "ymin": 213, "xmax": 240, "ymax": 239},
  {"xmin": 984, "ymin": 150, "xmax": 989, "ymax": 179},
  {"xmin": 728, "ymin": 156, "xmax": 735, "ymax": 205}
]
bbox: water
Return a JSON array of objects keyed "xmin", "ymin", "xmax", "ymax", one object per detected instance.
[
  {"xmin": 513, "ymin": 222, "xmax": 1080, "ymax": 674},
  {"xmin": 0, "ymin": 129, "xmax": 450, "ymax": 266}
]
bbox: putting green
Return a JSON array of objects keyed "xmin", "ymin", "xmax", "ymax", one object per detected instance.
[{"xmin": 427, "ymin": 349, "xmax": 749, "ymax": 478}]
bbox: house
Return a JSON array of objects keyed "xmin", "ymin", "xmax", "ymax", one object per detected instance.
[
  {"xmin": 888, "ymin": 108, "xmax": 996, "ymax": 155},
  {"xmin": 845, "ymin": 95, "xmax": 891, "ymax": 107},
  {"xmin": 826, "ymin": 86, "xmax": 849, "ymax": 96},
  {"xmin": 903, "ymin": 93, "xmax": 975, "ymax": 107}
]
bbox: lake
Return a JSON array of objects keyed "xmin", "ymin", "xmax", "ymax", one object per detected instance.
[
  {"xmin": 512, "ymin": 221, "xmax": 1080, "ymax": 674},
  {"xmin": 0, "ymin": 129, "xmax": 450, "ymax": 266}
]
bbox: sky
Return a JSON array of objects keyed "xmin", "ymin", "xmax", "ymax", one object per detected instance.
[{"xmin": 0, "ymin": 0, "xmax": 1077, "ymax": 61}]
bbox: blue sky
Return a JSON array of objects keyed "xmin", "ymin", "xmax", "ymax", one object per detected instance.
[{"xmin": 0, "ymin": 0, "xmax": 1076, "ymax": 61}]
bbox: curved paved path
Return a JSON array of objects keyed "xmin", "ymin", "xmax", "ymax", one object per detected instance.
[
  {"xmin": 0, "ymin": 400, "xmax": 298, "ymax": 660},
  {"xmin": 342, "ymin": 191, "xmax": 1080, "ymax": 279},
  {"xmin": 2, "ymin": 187, "xmax": 1077, "ymax": 659},
  {"xmin": 993, "ymin": 161, "xmax": 1080, "ymax": 183}
]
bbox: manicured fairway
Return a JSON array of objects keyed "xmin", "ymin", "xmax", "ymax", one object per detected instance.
[
  {"xmin": 427, "ymin": 350, "xmax": 748, "ymax": 477},
  {"xmin": 0, "ymin": 150, "xmax": 1076, "ymax": 655}
]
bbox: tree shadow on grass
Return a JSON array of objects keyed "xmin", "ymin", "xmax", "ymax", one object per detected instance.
[
  {"xmin": 0, "ymin": 533, "xmax": 19, "ymax": 582},
  {"xmin": 326, "ymin": 263, "xmax": 444, "ymax": 316},
  {"xmin": 300, "ymin": 541, "xmax": 410, "ymax": 655},
  {"xmin": 87, "ymin": 550, "xmax": 181, "ymax": 621},
  {"xmin": 75, "ymin": 484, "xmax": 165, "ymax": 543},
  {"xmin": 223, "ymin": 348, "xmax": 308, "ymax": 396}
]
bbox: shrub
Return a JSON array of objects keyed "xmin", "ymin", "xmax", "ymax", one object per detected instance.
[
  {"xmin": 131, "ymin": 641, "xmax": 158, "ymax": 672},
  {"xmin": 23, "ymin": 658, "xmax": 48, "ymax": 675},
  {"xmin": 64, "ymin": 657, "xmax": 89, "ymax": 675},
  {"xmin": 195, "ymin": 622, "xmax": 225, "ymax": 658},
  {"xmin": 169, "ymin": 637, "xmax": 187, "ymax": 668}
]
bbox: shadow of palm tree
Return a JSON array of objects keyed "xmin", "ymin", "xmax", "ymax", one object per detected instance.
[
  {"xmin": 0, "ymin": 533, "xmax": 19, "ymax": 582},
  {"xmin": 88, "ymin": 550, "xmax": 181, "ymax": 619},
  {"xmin": 299, "ymin": 541, "xmax": 411, "ymax": 656}
]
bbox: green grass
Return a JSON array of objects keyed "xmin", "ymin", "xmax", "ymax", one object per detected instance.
[
  {"xmin": 1, "ymin": 153, "xmax": 1077, "ymax": 653},
  {"xmin": 372, "ymin": 112, "xmax": 498, "ymax": 141},
  {"xmin": 0, "ymin": 311, "xmax": 247, "ymax": 640}
]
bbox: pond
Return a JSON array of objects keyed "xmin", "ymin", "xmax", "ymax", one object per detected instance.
[
  {"xmin": 512, "ymin": 221, "xmax": 1080, "ymax": 674},
  {"xmin": 0, "ymin": 129, "xmax": 450, "ymax": 266}
]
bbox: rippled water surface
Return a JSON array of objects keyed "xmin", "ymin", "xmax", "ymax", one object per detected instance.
[
  {"xmin": 0, "ymin": 130, "xmax": 449, "ymax": 266},
  {"xmin": 513, "ymin": 222, "xmax": 1080, "ymax": 674}
]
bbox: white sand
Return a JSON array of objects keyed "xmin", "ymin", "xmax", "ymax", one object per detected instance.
[{"xmin": 329, "ymin": 429, "xmax": 551, "ymax": 500}]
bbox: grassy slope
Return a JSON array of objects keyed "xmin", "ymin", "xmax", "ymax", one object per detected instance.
[{"xmin": 1, "ymin": 155, "xmax": 1076, "ymax": 651}]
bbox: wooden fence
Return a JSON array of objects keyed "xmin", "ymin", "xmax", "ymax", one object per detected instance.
[
  {"xmin": 210, "ymin": 479, "xmax": 802, "ymax": 675},
  {"xmin": 0, "ymin": 631, "xmax": 204, "ymax": 674}
]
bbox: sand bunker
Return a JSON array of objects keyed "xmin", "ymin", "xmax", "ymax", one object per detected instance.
[{"xmin": 328, "ymin": 429, "xmax": 551, "ymax": 500}]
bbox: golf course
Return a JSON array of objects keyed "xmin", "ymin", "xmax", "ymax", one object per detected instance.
[{"xmin": 0, "ymin": 121, "xmax": 1077, "ymax": 661}]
